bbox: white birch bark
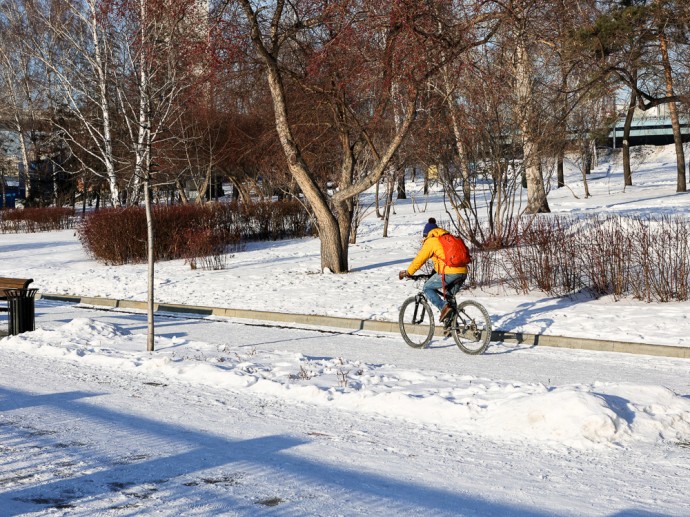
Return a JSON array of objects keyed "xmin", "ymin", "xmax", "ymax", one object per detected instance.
[
  {"xmin": 86, "ymin": 0, "xmax": 121, "ymax": 206},
  {"xmin": 0, "ymin": 47, "xmax": 32, "ymax": 201},
  {"xmin": 137, "ymin": 0, "xmax": 155, "ymax": 352},
  {"xmin": 18, "ymin": 0, "xmax": 122, "ymax": 206}
]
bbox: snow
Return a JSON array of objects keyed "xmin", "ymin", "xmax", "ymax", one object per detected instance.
[{"xmin": 1, "ymin": 144, "xmax": 690, "ymax": 515}]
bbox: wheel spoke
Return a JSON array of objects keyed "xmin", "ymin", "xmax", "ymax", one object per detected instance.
[
  {"xmin": 451, "ymin": 301, "xmax": 491, "ymax": 355},
  {"xmin": 399, "ymin": 296, "xmax": 435, "ymax": 349}
]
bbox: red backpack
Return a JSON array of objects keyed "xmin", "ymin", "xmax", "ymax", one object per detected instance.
[{"xmin": 437, "ymin": 233, "xmax": 471, "ymax": 269}]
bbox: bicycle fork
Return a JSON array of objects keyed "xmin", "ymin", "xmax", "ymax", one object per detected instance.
[{"xmin": 413, "ymin": 294, "xmax": 430, "ymax": 325}]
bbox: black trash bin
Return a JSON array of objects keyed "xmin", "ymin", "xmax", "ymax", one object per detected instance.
[{"xmin": 4, "ymin": 288, "xmax": 38, "ymax": 335}]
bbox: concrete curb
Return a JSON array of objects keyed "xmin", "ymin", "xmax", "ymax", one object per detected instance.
[{"xmin": 33, "ymin": 293, "xmax": 690, "ymax": 359}]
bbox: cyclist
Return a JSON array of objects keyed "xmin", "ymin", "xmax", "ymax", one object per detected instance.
[{"xmin": 399, "ymin": 218, "xmax": 468, "ymax": 322}]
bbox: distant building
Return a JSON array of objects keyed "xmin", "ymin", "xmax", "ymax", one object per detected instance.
[
  {"xmin": 0, "ymin": 125, "xmax": 24, "ymax": 208},
  {"xmin": 0, "ymin": 178, "xmax": 25, "ymax": 209},
  {"xmin": 1, "ymin": 123, "xmax": 72, "ymax": 207},
  {"xmin": 609, "ymin": 104, "xmax": 690, "ymax": 147}
]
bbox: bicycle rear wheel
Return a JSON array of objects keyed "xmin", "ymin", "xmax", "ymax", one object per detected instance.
[
  {"xmin": 398, "ymin": 296, "xmax": 435, "ymax": 349},
  {"xmin": 450, "ymin": 300, "xmax": 491, "ymax": 355}
]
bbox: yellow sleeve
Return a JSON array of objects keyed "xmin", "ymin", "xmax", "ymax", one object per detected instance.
[{"xmin": 406, "ymin": 238, "xmax": 435, "ymax": 275}]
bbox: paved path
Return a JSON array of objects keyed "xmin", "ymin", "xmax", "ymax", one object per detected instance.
[{"xmin": 15, "ymin": 293, "xmax": 689, "ymax": 359}]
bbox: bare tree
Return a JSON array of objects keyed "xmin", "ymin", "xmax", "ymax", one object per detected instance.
[
  {"xmin": 14, "ymin": 0, "xmax": 127, "ymax": 206},
  {"xmin": 439, "ymin": 44, "xmax": 525, "ymax": 249},
  {"xmin": 231, "ymin": 0, "xmax": 500, "ymax": 272},
  {"xmin": 0, "ymin": 1, "xmax": 40, "ymax": 202},
  {"xmin": 583, "ymin": 0, "xmax": 689, "ymax": 192},
  {"xmin": 106, "ymin": 0, "xmax": 209, "ymax": 350},
  {"xmin": 657, "ymin": 26, "xmax": 686, "ymax": 192}
]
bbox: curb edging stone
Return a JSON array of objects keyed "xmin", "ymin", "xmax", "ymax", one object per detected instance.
[{"xmin": 33, "ymin": 293, "xmax": 690, "ymax": 359}]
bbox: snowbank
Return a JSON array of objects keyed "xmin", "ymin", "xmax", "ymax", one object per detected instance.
[{"xmin": 5, "ymin": 318, "xmax": 690, "ymax": 450}]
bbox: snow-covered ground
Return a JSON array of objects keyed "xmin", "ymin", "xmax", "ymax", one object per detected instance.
[
  {"xmin": 2, "ymin": 146, "xmax": 690, "ymax": 348},
  {"xmin": 1, "ymin": 144, "xmax": 689, "ymax": 515}
]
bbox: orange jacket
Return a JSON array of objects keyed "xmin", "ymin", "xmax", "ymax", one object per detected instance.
[{"xmin": 406, "ymin": 227, "xmax": 468, "ymax": 276}]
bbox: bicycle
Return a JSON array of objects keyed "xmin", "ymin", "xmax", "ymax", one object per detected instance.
[{"xmin": 398, "ymin": 273, "xmax": 492, "ymax": 354}]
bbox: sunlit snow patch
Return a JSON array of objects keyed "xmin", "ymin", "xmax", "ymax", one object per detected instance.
[{"xmin": 3, "ymin": 319, "xmax": 690, "ymax": 449}]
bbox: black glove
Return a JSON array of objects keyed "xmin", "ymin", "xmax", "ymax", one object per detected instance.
[{"xmin": 399, "ymin": 270, "xmax": 410, "ymax": 280}]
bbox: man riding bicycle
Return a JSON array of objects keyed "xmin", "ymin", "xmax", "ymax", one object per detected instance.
[{"xmin": 399, "ymin": 218, "xmax": 467, "ymax": 322}]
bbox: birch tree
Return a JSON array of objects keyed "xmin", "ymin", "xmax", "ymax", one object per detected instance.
[
  {"xmin": 111, "ymin": 0, "xmax": 209, "ymax": 350},
  {"xmin": 21, "ymin": 0, "xmax": 125, "ymax": 206},
  {"xmin": 0, "ymin": 1, "xmax": 38, "ymax": 202},
  {"xmin": 511, "ymin": 4, "xmax": 550, "ymax": 214}
]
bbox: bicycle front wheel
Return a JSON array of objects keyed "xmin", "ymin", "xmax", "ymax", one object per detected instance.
[
  {"xmin": 398, "ymin": 296, "xmax": 435, "ymax": 349},
  {"xmin": 451, "ymin": 300, "xmax": 492, "ymax": 355}
]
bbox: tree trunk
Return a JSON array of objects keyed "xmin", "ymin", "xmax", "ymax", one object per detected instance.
[
  {"xmin": 382, "ymin": 172, "xmax": 395, "ymax": 237},
  {"xmin": 659, "ymin": 30, "xmax": 687, "ymax": 192},
  {"xmin": 396, "ymin": 170, "xmax": 406, "ymax": 200},
  {"xmin": 437, "ymin": 26, "xmax": 472, "ymax": 208},
  {"xmin": 144, "ymin": 176, "xmax": 155, "ymax": 352},
  {"xmin": 230, "ymin": 177, "xmax": 251, "ymax": 203},
  {"xmin": 1, "ymin": 172, "xmax": 6, "ymax": 208},
  {"xmin": 557, "ymin": 153, "xmax": 565, "ymax": 188},
  {"xmin": 195, "ymin": 162, "xmax": 213, "ymax": 204},
  {"xmin": 88, "ymin": 0, "xmax": 120, "ymax": 207},
  {"xmin": 175, "ymin": 179, "xmax": 190, "ymax": 204},
  {"xmin": 335, "ymin": 199, "xmax": 353, "ymax": 268},
  {"xmin": 556, "ymin": 115, "xmax": 565, "ymax": 188},
  {"xmin": 581, "ymin": 140, "xmax": 591, "ymax": 198},
  {"xmin": 349, "ymin": 197, "xmax": 360, "ymax": 245},
  {"xmin": 556, "ymin": 83, "xmax": 567, "ymax": 189},
  {"xmin": 515, "ymin": 40, "xmax": 550, "ymax": 214},
  {"xmin": 16, "ymin": 125, "xmax": 32, "ymax": 202},
  {"xmin": 139, "ymin": 0, "xmax": 155, "ymax": 351},
  {"xmin": 375, "ymin": 180, "xmax": 383, "ymax": 218},
  {"xmin": 448, "ymin": 98, "xmax": 472, "ymax": 207},
  {"xmin": 622, "ymin": 87, "xmax": 636, "ymax": 187}
]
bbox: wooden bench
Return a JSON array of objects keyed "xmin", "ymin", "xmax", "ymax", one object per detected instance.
[{"xmin": 0, "ymin": 278, "xmax": 34, "ymax": 312}]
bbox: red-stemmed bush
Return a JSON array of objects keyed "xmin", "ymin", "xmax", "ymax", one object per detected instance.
[
  {"xmin": 0, "ymin": 207, "xmax": 75, "ymax": 233},
  {"xmin": 489, "ymin": 214, "xmax": 690, "ymax": 302},
  {"xmin": 78, "ymin": 200, "xmax": 313, "ymax": 266}
]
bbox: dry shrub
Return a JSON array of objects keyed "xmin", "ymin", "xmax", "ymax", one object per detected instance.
[
  {"xmin": 467, "ymin": 248, "xmax": 502, "ymax": 291},
  {"xmin": 631, "ymin": 216, "xmax": 689, "ymax": 302},
  {"xmin": 0, "ymin": 207, "xmax": 74, "ymax": 233},
  {"xmin": 78, "ymin": 200, "xmax": 312, "ymax": 266},
  {"xmin": 78, "ymin": 207, "xmax": 147, "ymax": 264},
  {"xmin": 478, "ymin": 214, "xmax": 690, "ymax": 302},
  {"xmin": 579, "ymin": 216, "xmax": 632, "ymax": 300},
  {"xmin": 182, "ymin": 227, "xmax": 242, "ymax": 271},
  {"xmin": 517, "ymin": 216, "xmax": 583, "ymax": 297}
]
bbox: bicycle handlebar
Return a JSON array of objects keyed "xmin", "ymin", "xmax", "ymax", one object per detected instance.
[{"xmin": 407, "ymin": 273, "xmax": 433, "ymax": 280}]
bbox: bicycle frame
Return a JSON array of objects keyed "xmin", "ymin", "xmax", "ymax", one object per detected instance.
[{"xmin": 400, "ymin": 273, "xmax": 491, "ymax": 354}]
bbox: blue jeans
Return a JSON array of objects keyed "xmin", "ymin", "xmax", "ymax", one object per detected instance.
[{"xmin": 423, "ymin": 273, "xmax": 467, "ymax": 311}]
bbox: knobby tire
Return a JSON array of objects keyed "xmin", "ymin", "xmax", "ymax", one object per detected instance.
[
  {"xmin": 450, "ymin": 300, "xmax": 492, "ymax": 355},
  {"xmin": 399, "ymin": 296, "xmax": 435, "ymax": 349}
]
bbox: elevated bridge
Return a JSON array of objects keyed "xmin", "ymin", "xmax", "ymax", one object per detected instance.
[{"xmin": 608, "ymin": 113, "xmax": 690, "ymax": 148}]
